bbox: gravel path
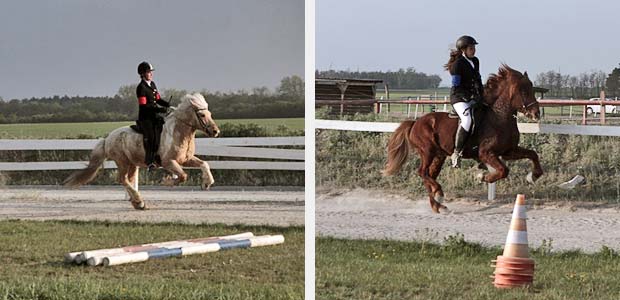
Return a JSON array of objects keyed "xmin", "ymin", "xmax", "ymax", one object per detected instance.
[
  {"xmin": 0, "ymin": 186, "xmax": 304, "ymax": 226},
  {"xmin": 317, "ymin": 188, "xmax": 620, "ymax": 253}
]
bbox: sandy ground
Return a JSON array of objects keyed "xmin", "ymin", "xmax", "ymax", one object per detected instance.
[
  {"xmin": 317, "ymin": 188, "xmax": 620, "ymax": 253},
  {"xmin": 0, "ymin": 185, "xmax": 304, "ymax": 226}
]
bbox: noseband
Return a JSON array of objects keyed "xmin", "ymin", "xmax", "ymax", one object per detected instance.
[{"xmin": 518, "ymin": 91, "xmax": 538, "ymax": 113}]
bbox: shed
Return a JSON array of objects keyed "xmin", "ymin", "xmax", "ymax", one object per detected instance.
[{"xmin": 315, "ymin": 78, "xmax": 384, "ymax": 115}]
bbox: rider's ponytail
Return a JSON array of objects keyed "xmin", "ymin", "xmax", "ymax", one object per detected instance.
[{"xmin": 444, "ymin": 49, "xmax": 462, "ymax": 71}]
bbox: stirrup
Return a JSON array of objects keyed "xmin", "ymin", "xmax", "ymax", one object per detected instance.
[{"xmin": 451, "ymin": 152, "xmax": 462, "ymax": 168}]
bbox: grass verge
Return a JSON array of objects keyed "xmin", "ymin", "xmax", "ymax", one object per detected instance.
[
  {"xmin": 0, "ymin": 118, "xmax": 304, "ymax": 139},
  {"xmin": 0, "ymin": 220, "xmax": 303, "ymax": 300},
  {"xmin": 317, "ymin": 235, "xmax": 620, "ymax": 300}
]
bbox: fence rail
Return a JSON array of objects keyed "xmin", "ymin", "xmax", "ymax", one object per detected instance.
[
  {"xmin": 0, "ymin": 136, "xmax": 305, "ymax": 172},
  {"xmin": 315, "ymin": 119, "xmax": 620, "ymax": 200}
]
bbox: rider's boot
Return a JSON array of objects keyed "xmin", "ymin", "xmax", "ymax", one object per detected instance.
[{"xmin": 451, "ymin": 126, "xmax": 470, "ymax": 168}]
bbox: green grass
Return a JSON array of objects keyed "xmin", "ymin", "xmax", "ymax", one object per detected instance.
[
  {"xmin": 0, "ymin": 220, "xmax": 303, "ymax": 300},
  {"xmin": 0, "ymin": 118, "xmax": 304, "ymax": 139},
  {"xmin": 317, "ymin": 236, "xmax": 620, "ymax": 299}
]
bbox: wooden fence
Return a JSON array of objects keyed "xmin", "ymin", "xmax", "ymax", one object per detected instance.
[
  {"xmin": 0, "ymin": 136, "xmax": 305, "ymax": 172},
  {"xmin": 315, "ymin": 119, "xmax": 620, "ymax": 200}
]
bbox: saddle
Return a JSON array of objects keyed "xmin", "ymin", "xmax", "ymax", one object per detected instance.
[{"xmin": 130, "ymin": 124, "xmax": 143, "ymax": 134}]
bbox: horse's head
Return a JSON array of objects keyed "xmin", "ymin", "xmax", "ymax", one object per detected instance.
[
  {"xmin": 485, "ymin": 65, "xmax": 540, "ymax": 121},
  {"xmin": 178, "ymin": 93, "xmax": 220, "ymax": 137}
]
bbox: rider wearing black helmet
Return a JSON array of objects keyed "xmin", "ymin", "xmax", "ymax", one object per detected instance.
[
  {"xmin": 136, "ymin": 61, "xmax": 170, "ymax": 170},
  {"xmin": 444, "ymin": 35, "xmax": 484, "ymax": 168}
]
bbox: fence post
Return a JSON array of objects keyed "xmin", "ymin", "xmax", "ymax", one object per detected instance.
[
  {"xmin": 582, "ymin": 104, "xmax": 587, "ymax": 125},
  {"xmin": 600, "ymin": 90, "xmax": 606, "ymax": 125},
  {"xmin": 488, "ymin": 182, "xmax": 496, "ymax": 201}
]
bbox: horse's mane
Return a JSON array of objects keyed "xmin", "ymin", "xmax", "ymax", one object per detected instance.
[
  {"xmin": 484, "ymin": 64, "xmax": 526, "ymax": 105},
  {"xmin": 178, "ymin": 93, "xmax": 209, "ymax": 110},
  {"xmin": 485, "ymin": 64, "xmax": 522, "ymax": 91}
]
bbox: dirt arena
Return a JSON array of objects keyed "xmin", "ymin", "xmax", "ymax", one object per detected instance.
[
  {"xmin": 0, "ymin": 185, "xmax": 304, "ymax": 226},
  {"xmin": 317, "ymin": 188, "xmax": 620, "ymax": 253}
]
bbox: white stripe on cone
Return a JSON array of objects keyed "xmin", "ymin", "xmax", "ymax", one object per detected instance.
[
  {"xmin": 505, "ymin": 230, "xmax": 529, "ymax": 245},
  {"xmin": 512, "ymin": 205, "xmax": 527, "ymax": 219}
]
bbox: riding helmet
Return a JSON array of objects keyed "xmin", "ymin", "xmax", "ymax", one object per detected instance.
[
  {"xmin": 137, "ymin": 61, "xmax": 155, "ymax": 75},
  {"xmin": 455, "ymin": 35, "xmax": 478, "ymax": 50}
]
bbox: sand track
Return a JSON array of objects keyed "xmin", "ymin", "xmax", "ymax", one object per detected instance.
[
  {"xmin": 0, "ymin": 186, "xmax": 304, "ymax": 226},
  {"xmin": 317, "ymin": 188, "xmax": 620, "ymax": 253}
]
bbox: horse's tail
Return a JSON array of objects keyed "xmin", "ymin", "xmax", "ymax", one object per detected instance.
[
  {"xmin": 63, "ymin": 139, "xmax": 106, "ymax": 188},
  {"xmin": 382, "ymin": 120, "xmax": 415, "ymax": 176}
]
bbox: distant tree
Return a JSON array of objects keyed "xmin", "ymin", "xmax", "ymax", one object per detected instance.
[
  {"xmin": 316, "ymin": 68, "xmax": 441, "ymax": 89},
  {"xmin": 277, "ymin": 75, "xmax": 304, "ymax": 99},
  {"xmin": 605, "ymin": 66, "xmax": 620, "ymax": 98}
]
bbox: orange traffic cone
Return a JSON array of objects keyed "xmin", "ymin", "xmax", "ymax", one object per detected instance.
[{"xmin": 491, "ymin": 194, "xmax": 535, "ymax": 288}]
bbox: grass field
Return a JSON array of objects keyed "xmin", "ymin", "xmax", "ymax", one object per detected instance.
[
  {"xmin": 0, "ymin": 118, "xmax": 304, "ymax": 139},
  {"xmin": 0, "ymin": 220, "xmax": 303, "ymax": 300},
  {"xmin": 317, "ymin": 236, "xmax": 620, "ymax": 300}
]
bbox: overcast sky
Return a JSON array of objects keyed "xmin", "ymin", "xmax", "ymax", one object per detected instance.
[
  {"xmin": 317, "ymin": 0, "xmax": 620, "ymax": 87},
  {"xmin": 0, "ymin": 0, "xmax": 303, "ymax": 100}
]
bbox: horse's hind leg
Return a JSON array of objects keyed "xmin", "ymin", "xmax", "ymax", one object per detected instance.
[
  {"xmin": 417, "ymin": 151, "xmax": 446, "ymax": 213},
  {"xmin": 502, "ymin": 146, "xmax": 543, "ymax": 183},
  {"xmin": 429, "ymin": 156, "xmax": 447, "ymax": 208},
  {"xmin": 118, "ymin": 163, "xmax": 146, "ymax": 210}
]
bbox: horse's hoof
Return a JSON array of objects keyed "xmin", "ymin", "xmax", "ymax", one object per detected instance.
[
  {"xmin": 131, "ymin": 201, "xmax": 148, "ymax": 210},
  {"xmin": 202, "ymin": 177, "xmax": 214, "ymax": 190},
  {"xmin": 476, "ymin": 172, "xmax": 485, "ymax": 183},
  {"xmin": 435, "ymin": 193, "xmax": 445, "ymax": 203},
  {"xmin": 526, "ymin": 172, "xmax": 535, "ymax": 184}
]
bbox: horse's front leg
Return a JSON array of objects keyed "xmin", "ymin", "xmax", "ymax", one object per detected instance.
[
  {"xmin": 478, "ymin": 150, "xmax": 509, "ymax": 183},
  {"xmin": 502, "ymin": 146, "xmax": 543, "ymax": 184},
  {"xmin": 161, "ymin": 159, "xmax": 188, "ymax": 186},
  {"xmin": 183, "ymin": 156, "xmax": 214, "ymax": 190}
]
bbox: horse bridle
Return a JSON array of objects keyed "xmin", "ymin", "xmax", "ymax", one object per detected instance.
[
  {"xmin": 174, "ymin": 106, "xmax": 211, "ymax": 131},
  {"xmin": 519, "ymin": 92, "xmax": 538, "ymax": 112},
  {"xmin": 193, "ymin": 107, "xmax": 210, "ymax": 130}
]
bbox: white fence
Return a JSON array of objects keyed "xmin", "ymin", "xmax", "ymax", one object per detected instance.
[
  {"xmin": 315, "ymin": 119, "xmax": 620, "ymax": 200},
  {"xmin": 0, "ymin": 136, "xmax": 305, "ymax": 172}
]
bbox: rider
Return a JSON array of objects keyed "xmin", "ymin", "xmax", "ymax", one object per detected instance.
[
  {"xmin": 136, "ymin": 61, "xmax": 170, "ymax": 170},
  {"xmin": 445, "ymin": 35, "xmax": 484, "ymax": 168}
]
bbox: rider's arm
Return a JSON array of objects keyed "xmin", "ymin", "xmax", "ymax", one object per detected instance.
[{"xmin": 450, "ymin": 60, "xmax": 470, "ymax": 101}]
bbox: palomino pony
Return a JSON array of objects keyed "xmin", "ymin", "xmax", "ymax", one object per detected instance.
[
  {"xmin": 383, "ymin": 65, "xmax": 543, "ymax": 213},
  {"xmin": 64, "ymin": 93, "xmax": 220, "ymax": 210}
]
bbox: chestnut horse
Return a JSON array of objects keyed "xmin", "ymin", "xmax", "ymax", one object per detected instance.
[{"xmin": 383, "ymin": 65, "xmax": 543, "ymax": 213}]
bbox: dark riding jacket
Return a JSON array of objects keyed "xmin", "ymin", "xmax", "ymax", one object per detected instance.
[
  {"xmin": 449, "ymin": 55, "xmax": 484, "ymax": 105},
  {"xmin": 136, "ymin": 80, "xmax": 170, "ymax": 121}
]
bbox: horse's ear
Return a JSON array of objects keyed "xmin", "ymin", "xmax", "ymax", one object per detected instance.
[{"xmin": 524, "ymin": 71, "xmax": 529, "ymax": 79}]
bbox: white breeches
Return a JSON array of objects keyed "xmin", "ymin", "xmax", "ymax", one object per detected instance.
[{"xmin": 452, "ymin": 101, "xmax": 475, "ymax": 132}]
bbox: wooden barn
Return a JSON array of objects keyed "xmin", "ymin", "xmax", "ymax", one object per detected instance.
[{"xmin": 315, "ymin": 78, "xmax": 385, "ymax": 115}]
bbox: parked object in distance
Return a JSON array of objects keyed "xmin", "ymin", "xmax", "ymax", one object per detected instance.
[{"xmin": 586, "ymin": 97, "xmax": 619, "ymax": 115}]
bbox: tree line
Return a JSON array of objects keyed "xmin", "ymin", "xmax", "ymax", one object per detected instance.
[
  {"xmin": 0, "ymin": 76, "xmax": 304, "ymax": 124},
  {"xmin": 316, "ymin": 68, "xmax": 442, "ymax": 89},
  {"xmin": 534, "ymin": 70, "xmax": 608, "ymax": 98},
  {"xmin": 532, "ymin": 64, "xmax": 620, "ymax": 99}
]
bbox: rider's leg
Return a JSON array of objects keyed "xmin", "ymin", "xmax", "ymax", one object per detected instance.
[
  {"xmin": 140, "ymin": 120, "xmax": 157, "ymax": 170},
  {"xmin": 451, "ymin": 101, "xmax": 473, "ymax": 168}
]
